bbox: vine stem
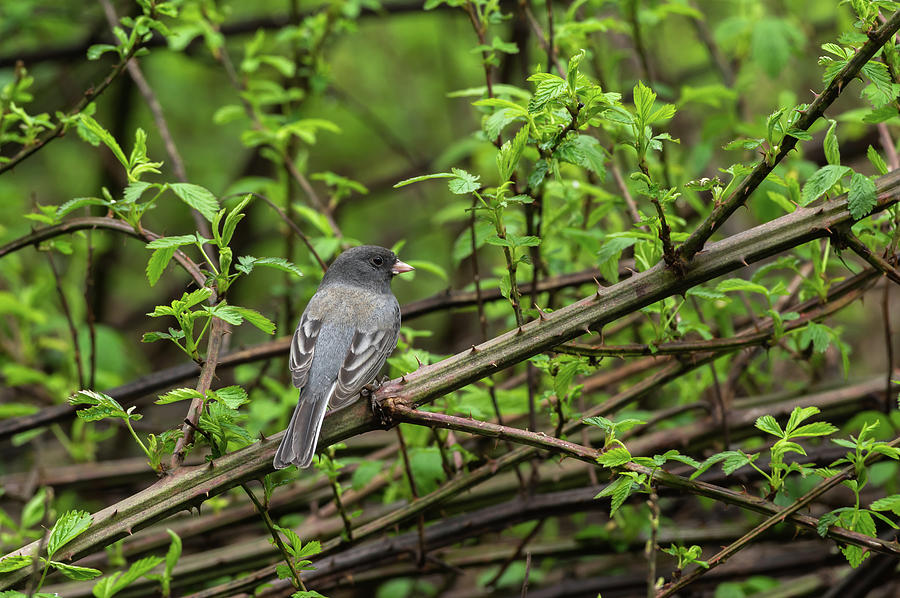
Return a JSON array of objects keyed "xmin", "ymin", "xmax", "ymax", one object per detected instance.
[{"xmin": 240, "ymin": 483, "xmax": 307, "ymax": 592}]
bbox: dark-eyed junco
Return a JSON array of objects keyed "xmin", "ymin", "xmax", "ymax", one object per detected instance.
[{"xmin": 273, "ymin": 245, "xmax": 414, "ymax": 469}]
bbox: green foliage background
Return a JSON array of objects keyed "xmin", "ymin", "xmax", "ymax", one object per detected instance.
[{"xmin": 1, "ymin": 0, "xmax": 900, "ymax": 597}]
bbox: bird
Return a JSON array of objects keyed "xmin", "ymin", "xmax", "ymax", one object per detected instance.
[{"xmin": 273, "ymin": 245, "xmax": 414, "ymax": 469}]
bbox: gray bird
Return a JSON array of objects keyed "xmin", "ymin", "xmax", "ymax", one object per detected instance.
[{"xmin": 273, "ymin": 245, "xmax": 414, "ymax": 469}]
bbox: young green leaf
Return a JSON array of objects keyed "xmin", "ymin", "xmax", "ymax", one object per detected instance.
[
  {"xmin": 169, "ymin": 183, "xmax": 220, "ymax": 222},
  {"xmin": 597, "ymin": 447, "xmax": 632, "ymax": 467},
  {"xmin": 847, "ymin": 172, "xmax": 877, "ymax": 220},
  {"xmin": 146, "ymin": 247, "xmax": 176, "ymax": 287},
  {"xmin": 799, "ymin": 165, "xmax": 850, "ymax": 206},
  {"xmin": 49, "ymin": 560, "xmax": 102, "ymax": 581},
  {"xmin": 47, "ymin": 510, "xmax": 93, "ymax": 558}
]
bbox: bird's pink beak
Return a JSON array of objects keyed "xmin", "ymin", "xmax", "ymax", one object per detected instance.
[{"xmin": 392, "ymin": 259, "xmax": 415, "ymax": 275}]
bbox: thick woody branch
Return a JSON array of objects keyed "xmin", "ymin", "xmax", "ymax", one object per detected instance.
[{"xmin": 2, "ymin": 169, "xmax": 900, "ymax": 588}]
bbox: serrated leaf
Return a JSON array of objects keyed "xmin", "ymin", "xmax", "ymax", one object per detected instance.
[
  {"xmin": 496, "ymin": 125, "xmax": 528, "ymax": 181},
  {"xmin": 822, "ymin": 119, "xmax": 840, "ymax": 166},
  {"xmin": 595, "ymin": 475, "xmax": 633, "ymax": 515},
  {"xmin": 870, "ymin": 494, "xmax": 900, "ymax": 516},
  {"xmin": 555, "ymin": 134, "xmax": 606, "ymax": 177},
  {"xmin": 448, "ymin": 168, "xmax": 481, "ymax": 195},
  {"xmin": 716, "ymin": 278, "xmax": 770, "ymax": 296},
  {"xmin": 161, "ymin": 528, "xmax": 181, "ymax": 575},
  {"xmin": 528, "ymin": 73, "xmax": 569, "ymax": 112},
  {"xmin": 211, "ymin": 386, "xmax": 249, "ymax": 409},
  {"xmin": 146, "ymin": 247, "xmax": 176, "ymax": 287},
  {"xmin": 145, "ymin": 235, "xmax": 199, "ymax": 250},
  {"xmin": 0, "ymin": 555, "xmax": 32, "ymax": 573},
  {"xmin": 47, "ymin": 510, "xmax": 93, "ymax": 558},
  {"xmin": 790, "ymin": 422, "xmax": 838, "ymax": 437},
  {"xmin": 785, "ymin": 406, "xmax": 820, "ymax": 433},
  {"xmin": 800, "ymin": 165, "xmax": 851, "ymax": 206},
  {"xmin": 597, "ymin": 447, "xmax": 632, "ymax": 467},
  {"xmin": 231, "ymin": 306, "xmax": 276, "ymax": 335},
  {"xmin": 236, "ymin": 256, "xmax": 303, "ymax": 278},
  {"xmin": 56, "ymin": 197, "xmax": 109, "ymax": 219},
  {"xmin": 755, "ymin": 415, "xmax": 784, "ymax": 437},
  {"xmin": 51, "ymin": 560, "xmax": 102, "ymax": 580},
  {"xmin": 78, "ymin": 115, "xmax": 127, "ymax": 167},
  {"xmin": 156, "ymin": 388, "xmax": 203, "ymax": 405},
  {"xmin": 721, "ymin": 451, "xmax": 754, "ymax": 475},
  {"xmin": 169, "ymin": 183, "xmax": 219, "ymax": 222},
  {"xmin": 867, "ymin": 145, "xmax": 889, "ymax": 175},
  {"xmin": 847, "ymin": 172, "xmax": 877, "ymax": 220}
]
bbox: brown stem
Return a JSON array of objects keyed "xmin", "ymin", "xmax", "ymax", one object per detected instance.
[
  {"xmin": 46, "ymin": 252, "xmax": 85, "ymax": 389},
  {"xmin": 240, "ymin": 483, "xmax": 307, "ymax": 591},
  {"xmin": 171, "ymin": 316, "xmax": 230, "ymax": 468},
  {"xmin": 841, "ymin": 231, "xmax": 900, "ymax": 286}
]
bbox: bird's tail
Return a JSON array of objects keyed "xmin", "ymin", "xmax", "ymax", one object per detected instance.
[{"xmin": 273, "ymin": 392, "xmax": 328, "ymax": 469}]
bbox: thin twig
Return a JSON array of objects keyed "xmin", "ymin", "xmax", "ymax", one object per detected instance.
[
  {"xmin": 395, "ymin": 426, "xmax": 426, "ymax": 566},
  {"xmin": 46, "ymin": 252, "xmax": 85, "ymax": 389},
  {"xmin": 841, "ymin": 231, "xmax": 900, "ymax": 286},
  {"xmin": 0, "ymin": 43, "xmax": 140, "ymax": 176},
  {"xmin": 241, "ymin": 483, "xmax": 307, "ymax": 591},
  {"xmin": 679, "ymin": 11, "xmax": 900, "ymax": 260}
]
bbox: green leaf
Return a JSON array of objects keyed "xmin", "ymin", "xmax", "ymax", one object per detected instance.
[
  {"xmin": 156, "ymin": 388, "xmax": 203, "ymax": 405},
  {"xmin": 823, "ymin": 120, "xmax": 840, "ymax": 165},
  {"xmin": 56, "ymin": 197, "xmax": 110, "ymax": 218},
  {"xmin": 595, "ymin": 475, "xmax": 633, "ymax": 515},
  {"xmin": 68, "ymin": 390, "xmax": 128, "ymax": 422},
  {"xmin": 496, "ymin": 126, "xmax": 528, "ymax": 181},
  {"xmin": 798, "ymin": 322, "xmax": 830, "ymax": 353},
  {"xmin": 78, "ymin": 115, "xmax": 128, "ymax": 168},
  {"xmin": 21, "ymin": 487, "xmax": 47, "ymax": 529},
  {"xmin": 800, "ymin": 165, "xmax": 851, "ymax": 206},
  {"xmin": 847, "ymin": 172, "xmax": 877, "ymax": 220},
  {"xmin": 145, "ymin": 235, "xmax": 199, "ymax": 250},
  {"xmin": 169, "ymin": 183, "xmax": 219, "ymax": 222},
  {"xmin": 211, "ymin": 386, "xmax": 249, "ymax": 409},
  {"xmin": 555, "ymin": 134, "xmax": 607, "ymax": 177},
  {"xmin": 870, "ymin": 494, "xmax": 900, "ymax": 516},
  {"xmin": 351, "ymin": 459, "xmax": 383, "ymax": 490},
  {"xmin": 755, "ymin": 415, "xmax": 784, "ymax": 438},
  {"xmin": 230, "ymin": 306, "xmax": 276, "ymax": 335},
  {"xmin": 47, "ymin": 510, "xmax": 93, "ymax": 558},
  {"xmin": 0, "ymin": 556, "xmax": 32, "ymax": 573},
  {"xmin": 567, "ymin": 49, "xmax": 586, "ymax": 92},
  {"xmin": 633, "ymin": 80, "xmax": 656, "ymax": 125},
  {"xmin": 597, "ymin": 447, "xmax": 632, "ymax": 467},
  {"xmin": 528, "ymin": 73, "xmax": 568, "ymax": 112},
  {"xmin": 235, "ymin": 256, "xmax": 303, "ymax": 278},
  {"xmin": 146, "ymin": 247, "xmax": 176, "ymax": 287},
  {"xmin": 101, "ymin": 555, "xmax": 163, "ymax": 596},
  {"xmin": 785, "ymin": 406, "xmax": 820, "ymax": 433},
  {"xmin": 751, "ymin": 18, "xmax": 796, "ymax": 78},
  {"xmin": 50, "ymin": 560, "xmax": 102, "ymax": 580},
  {"xmin": 716, "ymin": 278, "xmax": 770, "ymax": 296},
  {"xmin": 867, "ymin": 145, "xmax": 889, "ymax": 175},
  {"xmin": 164, "ymin": 529, "xmax": 182, "ymax": 575},
  {"xmin": 790, "ymin": 422, "xmax": 838, "ymax": 437},
  {"xmin": 448, "ymin": 168, "xmax": 481, "ymax": 194}
]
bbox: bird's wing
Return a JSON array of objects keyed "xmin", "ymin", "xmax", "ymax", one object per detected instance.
[
  {"xmin": 289, "ymin": 313, "xmax": 322, "ymax": 389},
  {"xmin": 330, "ymin": 304, "xmax": 400, "ymax": 408}
]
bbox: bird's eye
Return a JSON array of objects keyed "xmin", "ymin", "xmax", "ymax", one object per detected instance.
[{"xmin": 372, "ymin": 256, "xmax": 384, "ymax": 266}]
